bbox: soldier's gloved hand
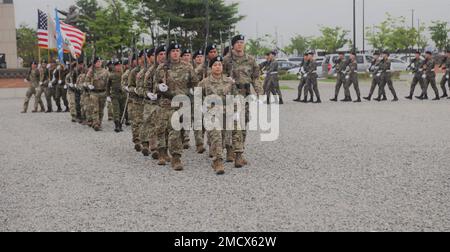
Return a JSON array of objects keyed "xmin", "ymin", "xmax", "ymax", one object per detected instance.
[
  {"xmin": 304, "ymin": 73, "xmax": 308, "ymax": 78},
  {"xmin": 376, "ymin": 73, "xmax": 381, "ymax": 77},
  {"xmin": 46, "ymin": 64, "xmax": 51, "ymax": 69},
  {"xmin": 147, "ymin": 92, "xmax": 158, "ymax": 101},
  {"xmin": 48, "ymin": 83, "xmax": 53, "ymax": 88},
  {"xmin": 422, "ymin": 74, "xmax": 426, "ymax": 79},
  {"xmin": 88, "ymin": 84, "xmax": 95, "ymax": 90},
  {"xmin": 297, "ymin": 74, "xmax": 302, "ymax": 80},
  {"xmin": 83, "ymin": 82, "xmax": 88, "ymax": 87},
  {"xmin": 57, "ymin": 65, "xmax": 61, "ymax": 71},
  {"xmin": 345, "ymin": 75, "xmax": 350, "ymax": 80},
  {"xmin": 64, "ymin": 85, "xmax": 68, "ymax": 90},
  {"xmin": 333, "ymin": 73, "xmax": 338, "ymax": 77},
  {"xmin": 124, "ymin": 86, "xmax": 129, "ymax": 92},
  {"xmin": 446, "ymin": 74, "xmax": 449, "ymax": 79},
  {"xmin": 68, "ymin": 83, "xmax": 74, "ymax": 88},
  {"xmin": 189, "ymin": 88, "xmax": 194, "ymax": 95},
  {"xmin": 107, "ymin": 96, "xmax": 112, "ymax": 103},
  {"xmin": 133, "ymin": 87, "xmax": 139, "ymax": 94},
  {"xmin": 39, "ymin": 81, "xmax": 43, "ymax": 86},
  {"xmin": 24, "ymin": 79, "xmax": 28, "ymax": 83},
  {"xmin": 58, "ymin": 80, "xmax": 62, "ymax": 85},
  {"xmin": 158, "ymin": 83, "xmax": 168, "ymax": 92},
  {"xmin": 230, "ymin": 78, "xmax": 236, "ymax": 84}
]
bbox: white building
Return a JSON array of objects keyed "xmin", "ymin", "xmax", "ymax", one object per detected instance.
[{"xmin": 0, "ymin": 0, "xmax": 18, "ymax": 69}]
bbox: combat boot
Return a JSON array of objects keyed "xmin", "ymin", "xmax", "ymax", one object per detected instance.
[
  {"xmin": 183, "ymin": 142, "xmax": 190, "ymax": 150},
  {"xmin": 235, "ymin": 153, "xmax": 245, "ymax": 168},
  {"xmin": 142, "ymin": 142, "xmax": 150, "ymax": 157},
  {"xmin": 440, "ymin": 93, "xmax": 448, "ymax": 98},
  {"xmin": 405, "ymin": 95, "xmax": 413, "ymax": 100},
  {"xmin": 151, "ymin": 150, "xmax": 159, "ymax": 160},
  {"xmin": 134, "ymin": 143, "xmax": 142, "ymax": 152},
  {"xmin": 308, "ymin": 98, "xmax": 314, "ymax": 103},
  {"xmin": 226, "ymin": 147, "xmax": 235, "ymax": 163},
  {"xmin": 56, "ymin": 105, "xmax": 62, "ymax": 113},
  {"xmin": 196, "ymin": 144, "xmax": 206, "ymax": 154},
  {"xmin": 114, "ymin": 121, "xmax": 121, "ymax": 133},
  {"xmin": 171, "ymin": 155, "xmax": 183, "ymax": 171},
  {"xmin": 31, "ymin": 110, "xmax": 38, "ymax": 113},
  {"xmin": 212, "ymin": 159, "xmax": 225, "ymax": 175},
  {"xmin": 432, "ymin": 97, "xmax": 440, "ymax": 101},
  {"xmin": 353, "ymin": 97, "xmax": 361, "ymax": 103},
  {"xmin": 118, "ymin": 122, "xmax": 123, "ymax": 132},
  {"xmin": 313, "ymin": 98, "xmax": 322, "ymax": 104},
  {"xmin": 373, "ymin": 97, "xmax": 381, "ymax": 102},
  {"xmin": 392, "ymin": 96, "xmax": 399, "ymax": 102},
  {"xmin": 64, "ymin": 107, "xmax": 70, "ymax": 112},
  {"xmin": 157, "ymin": 149, "xmax": 167, "ymax": 166},
  {"xmin": 363, "ymin": 96, "xmax": 371, "ymax": 101},
  {"xmin": 93, "ymin": 124, "xmax": 101, "ymax": 131},
  {"xmin": 278, "ymin": 97, "xmax": 284, "ymax": 104},
  {"xmin": 415, "ymin": 95, "xmax": 424, "ymax": 100},
  {"xmin": 382, "ymin": 95, "xmax": 387, "ymax": 101},
  {"xmin": 330, "ymin": 96, "xmax": 338, "ymax": 102}
]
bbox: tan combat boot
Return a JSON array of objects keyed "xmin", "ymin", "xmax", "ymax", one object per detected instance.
[
  {"xmin": 141, "ymin": 142, "xmax": 150, "ymax": 157},
  {"xmin": 196, "ymin": 144, "xmax": 206, "ymax": 154},
  {"xmin": 226, "ymin": 147, "xmax": 235, "ymax": 163},
  {"xmin": 235, "ymin": 153, "xmax": 246, "ymax": 168},
  {"xmin": 151, "ymin": 150, "xmax": 159, "ymax": 160},
  {"xmin": 157, "ymin": 148, "xmax": 167, "ymax": 166},
  {"xmin": 212, "ymin": 159, "xmax": 225, "ymax": 175},
  {"xmin": 171, "ymin": 155, "xmax": 183, "ymax": 171},
  {"xmin": 134, "ymin": 143, "xmax": 142, "ymax": 152}
]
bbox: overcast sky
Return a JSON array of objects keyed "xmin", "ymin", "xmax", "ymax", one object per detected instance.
[{"xmin": 13, "ymin": 0, "xmax": 450, "ymax": 48}]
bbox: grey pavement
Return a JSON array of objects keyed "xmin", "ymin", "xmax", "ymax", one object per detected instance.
[{"xmin": 1, "ymin": 78, "xmax": 449, "ymax": 232}]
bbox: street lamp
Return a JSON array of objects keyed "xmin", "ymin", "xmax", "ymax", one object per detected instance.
[{"xmin": 353, "ymin": 0, "xmax": 356, "ymax": 52}]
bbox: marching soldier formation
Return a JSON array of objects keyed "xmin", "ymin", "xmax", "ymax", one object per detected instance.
[{"xmin": 20, "ymin": 38, "xmax": 450, "ymax": 174}]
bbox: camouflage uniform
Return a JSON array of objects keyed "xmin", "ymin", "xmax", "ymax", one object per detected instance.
[
  {"xmin": 140, "ymin": 64, "xmax": 160, "ymax": 154},
  {"xmin": 365, "ymin": 58, "xmax": 385, "ymax": 100},
  {"xmin": 85, "ymin": 66, "xmax": 109, "ymax": 129},
  {"xmin": 65, "ymin": 67, "xmax": 78, "ymax": 121},
  {"xmin": 153, "ymin": 60, "xmax": 198, "ymax": 159},
  {"xmin": 406, "ymin": 58, "xmax": 425, "ymax": 98},
  {"xmin": 127, "ymin": 65, "xmax": 144, "ymax": 146},
  {"xmin": 198, "ymin": 75, "xmax": 234, "ymax": 162},
  {"xmin": 262, "ymin": 59, "xmax": 283, "ymax": 103},
  {"xmin": 343, "ymin": 59, "xmax": 361, "ymax": 101},
  {"xmin": 294, "ymin": 60, "xmax": 308, "ymax": 101},
  {"xmin": 53, "ymin": 67, "xmax": 69, "ymax": 112},
  {"xmin": 77, "ymin": 71, "xmax": 90, "ymax": 124},
  {"xmin": 22, "ymin": 67, "xmax": 44, "ymax": 112},
  {"xmin": 106, "ymin": 70, "xmax": 126, "ymax": 124},
  {"xmin": 439, "ymin": 56, "xmax": 450, "ymax": 97},
  {"xmin": 304, "ymin": 58, "xmax": 321, "ymax": 102},
  {"xmin": 331, "ymin": 58, "xmax": 348, "ymax": 100},
  {"xmin": 120, "ymin": 67, "xmax": 130, "ymax": 124},
  {"xmin": 377, "ymin": 59, "xmax": 398, "ymax": 101},
  {"xmin": 223, "ymin": 51, "xmax": 263, "ymax": 156},
  {"xmin": 420, "ymin": 58, "xmax": 440, "ymax": 99},
  {"xmin": 45, "ymin": 65, "xmax": 56, "ymax": 112}
]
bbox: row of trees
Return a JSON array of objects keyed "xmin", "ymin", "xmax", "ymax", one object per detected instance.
[
  {"xmin": 249, "ymin": 14, "xmax": 449, "ymax": 57},
  {"xmin": 17, "ymin": 0, "xmax": 243, "ymax": 64}
]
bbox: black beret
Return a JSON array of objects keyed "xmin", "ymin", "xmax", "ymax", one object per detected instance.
[
  {"xmin": 168, "ymin": 43, "xmax": 181, "ymax": 52},
  {"xmin": 114, "ymin": 60, "xmax": 122, "ymax": 66},
  {"xmin": 106, "ymin": 60, "xmax": 113, "ymax": 66},
  {"xmin": 206, "ymin": 44, "xmax": 217, "ymax": 54},
  {"xmin": 414, "ymin": 51, "xmax": 421, "ymax": 54},
  {"xmin": 155, "ymin": 45, "xmax": 166, "ymax": 55},
  {"xmin": 308, "ymin": 51, "xmax": 314, "ymax": 55},
  {"xmin": 77, "ymin": 58, "xmax": 84, "ymax": 64},
  {"xmin": 303, "ymin": 52, "xmax": 309, "ymax": 56},
  {"xmin": 193, "ymin": 50, "xmax": 204, "ymax": 58},
  {"xmin": 181, "ymin": 49, "xmax": 192, "ymax": 56},
  {"xmin": 209, "ymin": 56, "xmax": 224, "ymax": 68},
  {"xmin": 93, "ymin": 57, "xmax": 102, "ymax": 64},
  {"xmin": 231, "ymin": 35, "xmax": 245, "ymax": 46},
  {"xmin": 373, "ymin": 51, "xmax": 380, "ymax": 56},
  {"xmin": 350, "ymin": 51, "xmax": 357, "ymax": 56},
  {"xmin": 338, "ymin": 51, "xmax": 345, "ymax": 55},
  {"xmin": 425, "ymin": 51, "xmax": 432, "ymax": 55},
  {"xmin": 382, "ymin": 50, "xmax": 390, "ymax": 55},
  {"xmin": 41, "ymin": 59, "xmax": 48, "ymax": 64},
  {"xmin": 223, "ymin": 46, "xmax": 230, "ymax": 56},
  {"xmin": 138, "ymin": 50, "xmax": 145, "ymax": 58},
  {"xmin": 123, "ymin": 59, "xmax": 129, "ymax": 65},
  {"xmin": 147, "ymin": 48, "xmax": 155, "ymax": 56},
  {"xmin": 31, "ymin": 61, "xmax": 37, "ymax": 65}
]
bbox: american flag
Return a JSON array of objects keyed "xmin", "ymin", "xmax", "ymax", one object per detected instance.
[
  {"xmin": 58, "ymin": 21, "xmax": 86, "ymax": 58},
  {"xmin": 37, "ymin": 10, "xmax": 49, "ymax": 48}
]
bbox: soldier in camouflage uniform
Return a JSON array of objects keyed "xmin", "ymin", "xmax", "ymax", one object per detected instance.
[
  {"xmin": 418, "ymin": 51, "xmax": 440, "ymax": 100},
  {"xmin": 125, "ymin": 51, "xmax": 146, "ymax": 152},
  {"xmin": 343, "ymin": 52, "xmax": 361, "ymax": 102},
  {"xmin": 45, "ymin": 62, "xmax": 57, "ymax": 113},
  {"xmin": 65, "ymin": 62, "xmax": 79, "ymax": 122},
  {"xmin": 53, "ymin": 63, "xmax": 69, "ymax": 112},
  {"xmin": 198, "ymin": 56, "xmax": 234, "ymax": 175},
  {"xmin": 78, "ymin": 65, "xmax": 91, "ymax": 125},
  {"xmin": 106, "ymin": 60, "xmax": 127, "ymax": 133},
  {"xmin": 375, "ymin": 51, "xmax": 398, "ymax": 102},
  {"xmin": 141, "ymin": 46, "xmax": 165, "ymax": 159},
  {"xmin": 364, "ymin": 52, "xmax": 386, "ymax": 101},
  {"xmin": 120, "ymin": 59, "xmax": 132, "ymax": 126},
  {"xmin": 181, "ymin": 49, "xmax": 192, "ymax": 65},
  {"xmin": 223, "ymin": 35, "xmax": 263, "ymax": 168},
  {"xmin": 405, "ymin": 51, "xmax": 426, "ymax": 100},
  {"xmin": 261, "ymin": 51, "xmax": 283, "ymax": 104},
  {"xmin": 293, "ymin": 53, "xmax": 309, "ymax": 102},
  {"xmin": 304, "ymin": 52, "xmax": 321, "ymax": 103},
  {"xmin": 438, "ymin": 49, "xmax": 450, "ymax": 98},
  {"xmin": 85, "ymin": 57, "xmax": 110, "ymax": 131},
  {"xmin": 21, "ymin": 61, "xmax": 44, "ymax": 113},
  {"xmin": 153, "ymin": 43, "xmax": 199, "ymax": 171},
  {"xmin": 330, "ymin": 52, "xmax": 347, "ymax": 102}
]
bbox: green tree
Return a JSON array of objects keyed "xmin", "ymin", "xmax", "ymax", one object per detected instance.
[
  {"xmin": 313, "ymin": 26, "xmax": 349, "ymax": 53},
  {"xmin": 429, "ymin": 21, "xmax": 449, "ymax": 51},
  {"xmin": 284, "ymin": 35, "xmax": 311, "ymax": 55},
  {"xmin": 16, "ymin": 25, "xmax": 39, "ymax": 66},
  {"xmin": 245, "ymin": 34, "xmax": 273, "ymax": 57}
]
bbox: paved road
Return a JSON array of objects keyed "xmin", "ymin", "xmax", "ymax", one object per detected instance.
[{"xmin": 1, "ymin": 79, "xmax": 449, "ymax": 231}]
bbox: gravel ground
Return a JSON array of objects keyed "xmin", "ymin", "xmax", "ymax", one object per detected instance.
[{"xmin": 1, "ymin": 78, "xmax": 449, "ymax": 232}]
